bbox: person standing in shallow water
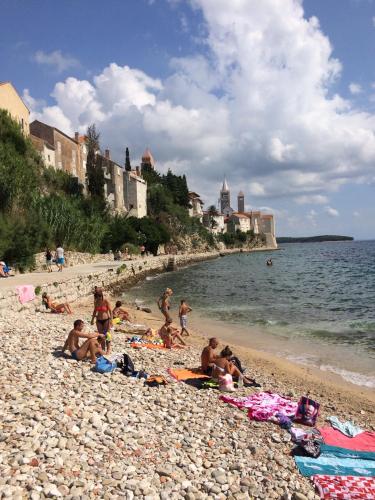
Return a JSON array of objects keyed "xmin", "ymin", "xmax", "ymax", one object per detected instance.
[{"xmin": 157, "ymin": 288, "xmax": 173, "ymax": 322}]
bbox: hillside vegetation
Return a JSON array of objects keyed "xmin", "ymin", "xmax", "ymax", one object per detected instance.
[{"xmin": 0, "ymin": 110, "xmax": 214, "ymax": 270}]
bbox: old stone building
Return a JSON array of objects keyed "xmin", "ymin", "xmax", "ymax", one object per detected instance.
[
  {"xmin": 188, "ymin": 191, "xmax": 204, "ymax": 221},
  {"xmin": 0, "ymin": 81, "xmax": 30, "ymax": 135},
  {"xmin": 124, "ymin": 168, "xmax": 147, "ymax": 218},
  {"xmin": 30, "ymin": 120, "xmax": 85, "ymax": 185},
  {"xmin": 30, "ymin": 134, "xmax": 55, "ymax": 168},
  {"xmin": 97, "ymin": 149, "xmax": 125, "ymax": 213}
]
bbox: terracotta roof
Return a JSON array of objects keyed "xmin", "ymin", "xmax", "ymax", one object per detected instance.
[{"xmin": 261, "ymin": 214, "xmax": 273, "ymax": 219}]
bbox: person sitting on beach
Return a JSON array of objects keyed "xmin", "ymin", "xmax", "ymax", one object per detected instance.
[
  {"xmin": 0, "ymin": 261, "xmax": 11, "ymax": 278},
  {"xmin": 159, "ymin": 318, "xmax": 186, "ymax": 348},
  {"xmin": 91, "ymin": 288, "xmax": 112, "ymax": 354},
  {"xmin": 212, "ymin": 346, "xmax": 252, "ymax": 384},
  {"xmin": 179, "ymin": 299, "xmax": 192, "ymax": 336},
  {"xmin": 113, "ymin": 300, "xmax": 131, "ymax": 322},
  {"xmin": 42, "ymin": 293, "xmax": 72, "ymax": 314},
  {"xmin": 201, "ymin": 337, "xmax": 219, "ymax": 375},
  {"xmin": 157, "ymin": 288, "xmax": 173, "ymax": 322},
  {"xmin": 62, "ymin": 319, "xmax": 105, "ymax": 363}
]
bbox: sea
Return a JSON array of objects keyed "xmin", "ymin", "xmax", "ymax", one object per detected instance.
[{"xmin": 125, "ymin": 240, "xmax": 375, "ymax": 389}]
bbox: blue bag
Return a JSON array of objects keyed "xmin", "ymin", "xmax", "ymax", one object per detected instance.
[{"xmin": 95, "ymin": 356, "xmax": 117, "ymax": 374}]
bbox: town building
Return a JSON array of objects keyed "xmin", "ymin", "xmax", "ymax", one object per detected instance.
[
  {"xmin": 202, "ymin": 212, "xmax": 226, "ymax": 234},
  {"xmin": 220, "ymin": 177, "xmax": 232, "ymax": 213},
  {"xmin": 227, "ymin": 212, "xmax": 251, "ymax": 233},
  {"xmin": 30, "ymin": 120, "xmax": 85, "ymax": 185},
  {"xmin": 124, "ymin": 167, "xmax": 147, "ymax": 218},
  {"xmin": 97, "ymin": 149, "xmax": 125, "ymax": 213},
  {"xmin": 188, "ymin": 192, "xmax": 204, "ymax": 221},
  {"xmin": 0, "ymin": 81, "xmax": 30, "ymax": 135},
  {"xmin": 30, "ymin": 135, "xmax": 55, "ymax": 168},
  {"xmin": 237, "ymin": 191, "xmax": 245, "ymax": 212},
  {"xmin": 141, "ymin": 148, "xmax": 155, "ymax": 170}
]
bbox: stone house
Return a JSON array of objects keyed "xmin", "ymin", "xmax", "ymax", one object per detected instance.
[
  {"xmin": 124, "ymin": 168, "xmax": 147, "ymax": 218},
  {"xmin": 188, "ymin": 192, "xmax": 204, "ymax": 221},
  {"xmin": 97, "ymin": 149, "xmax": 125, "ymax": 213},
  {"xmin": 228, "ymin": 213, "xmax": 251, "ymax": 233},
  {"xmin": 0, "ymin": 81, "xmax": 30, "ymax": 135},
  {"xmin": 30, "ymin": 134, "xmax": 55, "ymax": 168},
  {"xmin": 30, "ymin": 120, "xmax": 85, "ymax": 185},
  {"xmin": 202, "ymin": 212, "xmax": 226, "ymax": 234}
]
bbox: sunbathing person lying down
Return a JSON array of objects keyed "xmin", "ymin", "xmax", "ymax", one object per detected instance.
[
  {"xmin": 42, "ymin": 293, "xmax": 72, "ymax": 314},
  {"xmin": 62, "ymin": 319, "xmax": 104, "ymax": 363}
]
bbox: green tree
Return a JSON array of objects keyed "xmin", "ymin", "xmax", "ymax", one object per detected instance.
[
  {"xmin": 125, "ymin": 147, "xmax": 131, "ymax": 171},
  {"xmin": 86, "ymin": 124, "xmax": 105, "ymax": 201}
]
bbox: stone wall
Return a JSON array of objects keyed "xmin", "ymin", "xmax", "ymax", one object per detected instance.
[{"xmin": 0, "ymin": 251, "xmax": 234, "ymax": 318}]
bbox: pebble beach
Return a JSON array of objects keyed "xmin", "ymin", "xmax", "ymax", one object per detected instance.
[{"xmin": 0, "ymin": 292, "xmax": 374, "ymax": 500}]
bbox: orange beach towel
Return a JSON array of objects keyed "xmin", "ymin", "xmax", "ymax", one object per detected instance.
[
  {"xmin": 168, "ymin": 368, "xmax": 210, "ymax": 381},
  {"xmin": 130, "ymin": 343, "xmax": 166, "ymax": 350}
]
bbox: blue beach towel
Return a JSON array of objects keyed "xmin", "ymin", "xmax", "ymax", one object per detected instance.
[
  {"xmin": 294, "ymin": 454, "xmax": 375, "ymax": 477},
  {"xmin": 320, "ymin": 444, "xmax": 375, "ymax": 461}
]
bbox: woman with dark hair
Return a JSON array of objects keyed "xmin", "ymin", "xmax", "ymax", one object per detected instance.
[
  {"xmin": 91, "ymin": 288, "xmax": 112, "ymax": 353},
  {"xmin": 42, "ymin": 293, "xmax": 72, "ymax": 314},
  {"xmin": 212, "ymin": 346, "xmax": 251, "ymax": 385}
]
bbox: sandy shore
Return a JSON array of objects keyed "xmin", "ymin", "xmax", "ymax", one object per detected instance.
[{"xmin": 0, "ymin": 288, "xmax": 373, "ymax": 499}]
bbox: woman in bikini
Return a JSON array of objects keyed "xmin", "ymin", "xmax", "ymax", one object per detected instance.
[
  {"xmin": 42, "ymin": 293, "xmax": 72, "ymax": 314},
  {"xmin": 212, "ymin": 346, "xmax": 251, "ymax": 384},
  {"xmin": 157, "ymin": 288, "xmax": 173, "ymax": 322},
  {"xmin": 91, "ymin": 288, "xmax": 112, "ymax": 354}
]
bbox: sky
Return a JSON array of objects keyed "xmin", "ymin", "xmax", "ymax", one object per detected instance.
[{"xmin": 1, "ymin": 0, "xmax": 375, "ymax": 238}]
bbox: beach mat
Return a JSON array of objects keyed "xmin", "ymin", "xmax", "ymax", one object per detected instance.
[
  {"xmin": 319, "ymin": 427, "xmax": 375, "ymax": 452},
  {"xmin": 168, "ymin": 368, "xmax": 209, "ymax": 381},
  {"xmin": 130, "ymin": 343, "xmax": 166, "ymax": 349},
  {"xmin": 312, "ymin": 474, "xmax": 375, "ymax": 499},
  {"xmin": 294, "ymin": 454, "xmax": 375, "ymax": 477}
]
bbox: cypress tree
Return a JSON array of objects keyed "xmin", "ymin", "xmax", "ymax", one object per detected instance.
[
  {"xmin": 125, "ymin": 147, "xmax": 131, "ymax": 171},
  {"xmin": 86, "ymin": 124, "xmax": 105, "ymax": 201}
]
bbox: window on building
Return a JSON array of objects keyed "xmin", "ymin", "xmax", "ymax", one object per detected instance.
[
  {"xmin": 57, "ymin": 141, "xmax": 61, "ymax": 154},
  {"xmin": 48, "ymin": 155, "xmax": 51, "ymax": 162},
  {"xmin": 21, "ymin": 118, "xmax": 24, "ymax": 131}
]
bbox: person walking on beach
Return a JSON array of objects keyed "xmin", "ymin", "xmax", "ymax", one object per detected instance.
[
  {"xmin": 62, "ymin": 319, "xmax": 105, "ymax": 363},
  {"xmin": 45, "ymin": 248, "xmax": 53, "ymax": 272},
  {"xmin": 91, "ymin": 288, "xmax": 112, "ymax": 354},
  {"xmin": 201, "ymin": 337, "xmax": 219, "ymax": 375},
  {"xmin": 179, "ymin": 299, "xmax": 192, "ymax": 336},
  {"xmin": 157, "ymin": 288, "xmax": 173, "ymax": 322},
  {"xmin": 55, "ymin": 244, "xmax": 65, "ymax": 272}
]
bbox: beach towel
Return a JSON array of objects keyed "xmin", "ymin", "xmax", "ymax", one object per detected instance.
[
  {"xmin": 319, "ymin": 427, "xmax": 375, "ymax": 452},
  {"xmin": 294, "ymin": 396, "xmax": 320, "ymax": 427},
  {"xmin": 294, "ymin": 454, "xmax": 375, "ymax": 477},
  {"xmin": 326, "ymin": 416, "xmax": 363, "ymax": 438},
  {"xmin": 312, "ymin": 475, "xmax": 375, "ymax": 499},
  {"xmin": 16, "ymin": 285, "xmax": 35, "ymax": 304},
  {"xmin": 168, "ymin": 368, "xmax": 209, "ymax": 381},
  {"xmin": 220, "ymin": 392, "xmax": 298, "ymax": 421},
  {"xmin": 130, "ymin": 343, "xmax": 166, "ymax": 349}
]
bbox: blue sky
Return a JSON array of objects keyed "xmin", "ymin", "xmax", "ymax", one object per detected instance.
[{"xmin": 1, "ymin": 0, "xmax": 375, "ymax": 238}]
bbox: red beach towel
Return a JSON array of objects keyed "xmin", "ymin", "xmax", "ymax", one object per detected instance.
[
  {"xmin": 312, "ymin": 474, "xmax": 375, "ymax": 499},
  {"xmin": 319, "ymin": 427, "xmax": 375, "ymax": 452}
]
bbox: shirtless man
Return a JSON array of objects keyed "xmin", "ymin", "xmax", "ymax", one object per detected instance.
[
  {"xmin": 179, "ymin": 299, "xmax": 192, "ymax": 336},
  {"xmin": 62, "ymin": 319, "xmax": 104, "ymax": 363},
  {"xmin": 201, "ymin": 337, "xmax": 219, "ymax": 375},
  {"xmin": 159, "ymin": 319, "xmax": 186, "ymax": 348}
]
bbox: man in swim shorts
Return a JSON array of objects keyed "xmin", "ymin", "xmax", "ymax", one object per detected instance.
[
  {"xmin": 62, "ymin": 319, "xmax": 105, "ymax": 363},
  {"xmin": 179, "ymin": 299, "xmax": 192, "ymax": 336},
  {"xmin": 201, "ymin": 337, "xmax": 219, "ymax": 375}
]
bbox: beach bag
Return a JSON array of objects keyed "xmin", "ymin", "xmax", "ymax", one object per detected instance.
[
  {"xmin": 95, "ymin": 356, "xmax": 117, "ymax": 374},
  {"xmin": 294, "ymin": 396, "xmax": 320, "ymax": 426},
  {"xmin": 219, "ymin": 374, "xmax": 235, "ymax": 392}
]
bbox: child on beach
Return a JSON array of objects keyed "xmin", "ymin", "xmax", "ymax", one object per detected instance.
[
  {"xmin": 179, "ymin": 299, "xmax": 192, "ymax": 336},
  {"xmin": 62, "ymin": 319, "xmax": 105, "ymax": 363}
]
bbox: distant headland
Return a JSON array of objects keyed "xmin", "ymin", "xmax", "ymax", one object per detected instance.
[{"xmin": 277, "ymin": 235, "xmax": 354, "ymax": 243}]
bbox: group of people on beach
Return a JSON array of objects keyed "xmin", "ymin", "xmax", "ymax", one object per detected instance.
[{"xmin": 55, "ymin": 282, "xmax": 251, "ymax": 390}]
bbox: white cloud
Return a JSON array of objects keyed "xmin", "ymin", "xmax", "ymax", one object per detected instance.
[
  {"xmin": 353, "ymin": 211, "xmax": 360, "ymax": 217},
  {"xmin": 33, "ymin": 50, "xmax": 79, "ymax": 73},
  {"xmin": 324, "ymin": 206, "xmax": 340, "ymax": 217},
  {"xmin": 349, "ymin": 82, "xmax": 362, "ymax": 94},
  {"xmin": 295, "ymin": 194, "xmax": 328, "ymax": 205},
  {"xmin": 26, "ymin": 0, "xmax": 375, "ymax": 209}
]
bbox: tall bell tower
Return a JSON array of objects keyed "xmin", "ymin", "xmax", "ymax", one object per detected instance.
[{"xmin": 220, "ymin": 177, "xmax": 230, "ymax": 214}]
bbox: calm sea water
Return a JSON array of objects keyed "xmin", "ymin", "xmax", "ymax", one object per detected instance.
[{"xmin": 126, "ymin": 241, "xmax": 375, "ymax": 388}]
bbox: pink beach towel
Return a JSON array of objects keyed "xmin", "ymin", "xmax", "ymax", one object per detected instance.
[
  {"xmin": 319, "ymin": 427, "xmax": 375, "ymax": 453},
  {"xmin": 16, "ymin": 285, "xmax": 35, "ymax": 304},
  {"xmin": 312, "ymin": 474, "xmax": 375, "ymax": 499},
  {"xmin": 220, "ymin": 392, "xmax": 298, "ymax": 421}
]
